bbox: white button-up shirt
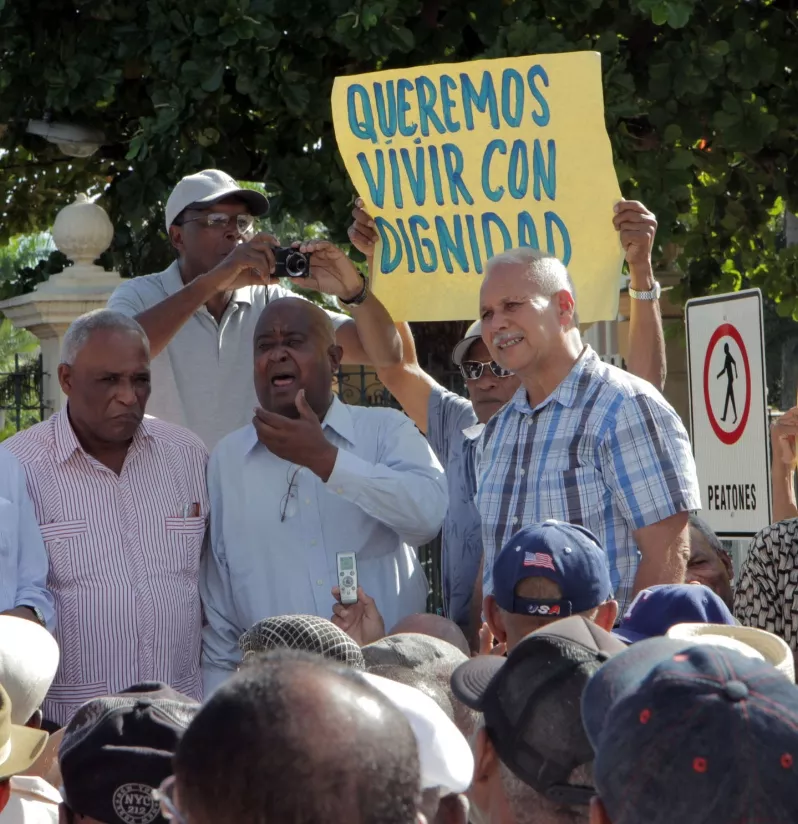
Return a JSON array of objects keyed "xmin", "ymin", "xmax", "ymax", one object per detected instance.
[
  {"xmin": 201, "ymin": 397, "xmax": 448, "ymax": 694},
  {"xmin": 4, "ymin": 410, "xmax": 209, "ymax": 725},
  {"xmin": 107, "ymin": 263, "xmax": 349, "ymax": 450},
  {"xmin": 0, "ymin": 447, "xmax": 53, "ymax": 629}
]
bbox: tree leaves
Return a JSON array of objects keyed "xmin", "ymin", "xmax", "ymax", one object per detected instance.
[{"xmin": 0, "ymin": 0, "xmax": 795, "ymax": 316}]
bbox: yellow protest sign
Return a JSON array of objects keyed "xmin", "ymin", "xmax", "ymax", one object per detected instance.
[{"xmin": 331, "ymin": 51, "xmax": 624, "ymax": 323}]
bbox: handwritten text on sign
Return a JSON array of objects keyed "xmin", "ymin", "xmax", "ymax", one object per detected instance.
[{"xmin": 332, "ymin": 52, "xmax": 624, "ymax": 322}]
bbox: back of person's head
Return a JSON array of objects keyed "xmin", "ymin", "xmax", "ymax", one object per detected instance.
[
  {"xmin": 485, "ymin": 521, "xmax": 617, "ymax": 651},
  {"xmin": 363, "ymin": 634, "xmax": 479, "ymax": 737},
  {"xmin": 58, "ymin": 683, "xmax": 199, "ymax": 824},
  {"xmin": 389, "ymin": 614, "xmax": 471, "ymax": 657},
  {"xmin": 368, "ymin": 665, "xmax": 454, "ymax": 720},
  {"xmin": 452, "ymin": 617, "xmax": 626, "ymax": 824},
  {"xmin": 173, "ymin": 649, "xmax": 421, "ymax": 824},
  {"xmin": 583, "ymin": 639, "xmax": 798, "ymax": 824},
  {"xmin": 0, "ymin": 616, "xmax": 59, "ymax": 726},
  {"xmin": 239, "ymin": 614, "xmax": 365, "ymax": 669},
  {"xmin": 613, "ymin": 583, "xmax": 735, "ymax": 644}
]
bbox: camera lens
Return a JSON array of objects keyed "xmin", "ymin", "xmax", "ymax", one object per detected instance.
[{"xmin": 285, "ymin": 252, "xmax": 308, "ymax": 278}]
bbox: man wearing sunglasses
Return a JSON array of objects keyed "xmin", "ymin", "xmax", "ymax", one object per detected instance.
[
  {"xmin": 348, "ymin": 199, "xmax": 666, "ymax": 641},
  {"xmin": 108, "ymin": 169, "xmax": 401, "ymax": 450}
]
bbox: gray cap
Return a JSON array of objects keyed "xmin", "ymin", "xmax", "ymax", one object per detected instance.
[
  {"xmin": 451, "ymin": 320, "xmax": 482, "ymax": 367},
  {"xmin": 362, "ymin": 633, "xmax": 469, "ymax": 670}
]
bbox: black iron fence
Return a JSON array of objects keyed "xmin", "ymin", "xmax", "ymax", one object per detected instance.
[{"xmin": 0, "ymin": 354, "xmax": 45, "ymax": 436}]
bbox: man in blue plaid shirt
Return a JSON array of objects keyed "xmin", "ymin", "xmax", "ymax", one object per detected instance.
[{"xmin": 475, "ymin": 243, "xmax": 700, "ymax": 612}]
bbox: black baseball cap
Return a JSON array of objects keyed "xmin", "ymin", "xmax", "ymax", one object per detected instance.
[
  {"xmin": 59, "ymin": 683, "xmax": 200, "ymax": 824},
  {"xmin": 451, "ymin": 616, "xmax": 626, "ymax": 805}
]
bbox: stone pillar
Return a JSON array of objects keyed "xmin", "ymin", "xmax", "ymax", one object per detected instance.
[{"xmin": 0, "ymin": 195, "xmax": 124, "ymax": 416}]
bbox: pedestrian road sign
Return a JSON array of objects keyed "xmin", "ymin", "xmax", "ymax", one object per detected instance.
[{"xmin": 685, "ymin": 289, "xmax": 771, "ymax": 537}]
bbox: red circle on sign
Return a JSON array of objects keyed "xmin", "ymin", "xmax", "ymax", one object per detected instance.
[{"xmin": 702, "ymin": 323, "xmax": 751, "ymax": 445}]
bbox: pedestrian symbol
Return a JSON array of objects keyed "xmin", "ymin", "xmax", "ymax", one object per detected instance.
[
  {"xmin": 717, "ymin": 342, "xmax": 738, "ymax": 424},
  {"xmin": 703, "ymin": 323, "xmax": 751, "ymax": 446}
]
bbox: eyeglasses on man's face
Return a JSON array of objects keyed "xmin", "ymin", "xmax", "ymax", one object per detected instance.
[
  {"xmin": 177, "ymin": 212, "xmax": 255, "ymax": 236},
  {"xmin": 459, "ymin": 360, "xmax": 514, "ymax": 381}
]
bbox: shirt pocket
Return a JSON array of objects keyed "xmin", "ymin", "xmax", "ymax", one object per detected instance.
[
  {"xmin": 164, "ymin": 516, "xmax": 207, "ymax": 579},
  {"xmin": 534, "ymin": 466, "xmax": 606, "ymax": 525},
  {"xmin": 38, "ymin": 520, "xmax": 89, "ymax": 589}
]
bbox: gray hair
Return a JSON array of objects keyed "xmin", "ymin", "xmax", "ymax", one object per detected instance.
[
  {"xmin": 60, "ymin": 309, "xmax": 149, "ymax": 366},
  {"xmin": 486, "ymin": 247, "xmax": 579, "ymax": 326}
]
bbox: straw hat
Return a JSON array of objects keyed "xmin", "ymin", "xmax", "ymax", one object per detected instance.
[{"xmin": 666, "ymin": 622, "xmax": 795, "ymax": 683}]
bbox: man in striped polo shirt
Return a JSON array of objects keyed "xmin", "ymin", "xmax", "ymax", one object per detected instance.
[
  {"xmin": 5, "ymin": 309, "xmax": 208, "ymax": 727},
  {"xmin": 476, "ymin": 248, "xmax": 700, "ymax": 613}
]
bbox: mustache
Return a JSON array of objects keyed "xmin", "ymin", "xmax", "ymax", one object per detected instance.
[{"xmin": 492, "ymin": 331, "xmax": 523, "ymax": 346}]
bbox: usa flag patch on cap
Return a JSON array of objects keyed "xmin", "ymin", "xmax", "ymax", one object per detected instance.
[{"xmin": 524, "ymin": 552, "xmax": 555, "ymax": 571}]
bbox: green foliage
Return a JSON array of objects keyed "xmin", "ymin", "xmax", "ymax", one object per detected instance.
[{"xmin": 0, "ymin": 0, "xmax": 796, "ymax": 313}]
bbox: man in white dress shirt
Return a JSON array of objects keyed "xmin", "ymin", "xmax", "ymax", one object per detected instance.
[{"xmin": 201, "ymin": 278, "xmax": 448, "ymax": 694}]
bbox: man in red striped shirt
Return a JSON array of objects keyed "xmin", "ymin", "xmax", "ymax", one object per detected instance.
[{"xmin": 4, "ymin": 309, "xmax": 208, "ymax": 727}]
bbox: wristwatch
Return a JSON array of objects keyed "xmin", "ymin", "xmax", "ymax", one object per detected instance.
[
  {"xmin": 20, "ymin": 605, "xmax": 46, "ymax": 627},
  {"xmin": 340, "ymin": 275, "xmax": 369, "ymax": 307},
  {"xmin": 628, "ymin": 281, "xmax": 661, "ymax": 301}
]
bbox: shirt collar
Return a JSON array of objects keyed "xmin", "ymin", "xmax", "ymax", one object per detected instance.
[
  {"xmin": 164, "ymin": 260, "xmax": 253, "ymax": 305},
  {"xmin": 512, "ymin": 345, "xmax": 597, "ymax": 414},
  {"xmin": 246, "ymin": 394, "xmax": 357, "ymax": 454},
  {"xmin": 53, "ymin": 406, "xmax": 155, "ymax": 464}
]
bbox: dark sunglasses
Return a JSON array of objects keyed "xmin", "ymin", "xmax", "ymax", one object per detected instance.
[{"xmin": 459, "ymin": 360, "xmax": 513, "ymax": 380}]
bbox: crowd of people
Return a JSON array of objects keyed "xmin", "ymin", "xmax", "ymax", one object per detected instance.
[{"xmin": 3, "ymin": 167, "xmax": 798, "ymax": 822}]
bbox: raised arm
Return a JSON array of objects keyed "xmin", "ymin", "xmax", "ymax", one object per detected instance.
[
  {"xmin": 615, "ymin": 200, "xmax": 667, "ymax": 392},
  {"xmin": 347, "ymin": 199, "xmax": 442, "ymax": 432},
  {"xmin": 771, "ymin": 409, "xmax": 798, "ymax": 523},
  {"xmin": 108, "ymin": 234, "xmax": 280, "ymax": 358},
  {"xmin": 297, "ymin": 240, "xmax": 401, "ymax": 368}
]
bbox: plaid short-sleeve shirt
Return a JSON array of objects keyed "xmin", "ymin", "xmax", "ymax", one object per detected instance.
[{"xmin": 475, "ymin": 347, "xmax": 700, "ymax": 611}]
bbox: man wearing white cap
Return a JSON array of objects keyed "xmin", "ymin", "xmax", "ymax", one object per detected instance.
[
  {"xmin": 348, "ymin": 199, "xmax": 667, "ymax": 635},
  {"xmin": 0, "ymin": 448, "xmax": 53, "ymax": 632},
  {"xmin": 362, "ymin": 672, "xmax": 473, "ymax": 824},
  {"xmin": 108, "ymin": 170, "xmax": 402, "ymax": 450},
  {"xmin": 0, "ymin": 615, "xmax": 61, "ymax": 804}
]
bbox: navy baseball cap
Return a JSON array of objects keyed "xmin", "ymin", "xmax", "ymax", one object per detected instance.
[
  {"xmin": 582, "ymin": 639, "xmax": 798, "ymax": 823},
  {"xmin": 614, "ymin": 584, "xmax": 735, "ymax": 644},
  {"xmin": 492, "ymin": 521, "xmax": 612, "ymax": 617}
]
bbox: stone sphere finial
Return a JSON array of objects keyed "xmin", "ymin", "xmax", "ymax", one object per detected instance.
[{"xmin": 51, "ymin": 194, "xmax": 114, "ymax": 266}]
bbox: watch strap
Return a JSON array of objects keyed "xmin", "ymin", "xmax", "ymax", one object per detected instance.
[
  {"xmin": 20, "ymin": 605, "xmax": 46, "ymax": 627},
  {"xmin": 340, "ymin": 276, "xmax": 369, "ymax": 307},
  {"xmin": 628, "ymin": 281, "xmax": 661, "ymax": 301}
]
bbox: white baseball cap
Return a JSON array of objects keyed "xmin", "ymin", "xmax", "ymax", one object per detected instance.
[
  {"xmin": 451, "ymin": 320, "xmax": 483, "ymax": 367},
  {"xmin": 362, "ymin": 672, "xmax": 474, "ymax": 796},
  {"xmin": 0, "ymin": 616, "xmax": 60, "ymax": 724},
  {"xmin": 164, "ymin": 169, "xmax": 269, "ymax": 231},
  {"xmin": 666, "ymin": 622, "xmax": 795, "ymax": 683}
]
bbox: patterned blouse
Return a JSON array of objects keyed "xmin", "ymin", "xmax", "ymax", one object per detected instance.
[{"xmin": 735, "ymin": 518, "xmax": 798, "ymax": 649}]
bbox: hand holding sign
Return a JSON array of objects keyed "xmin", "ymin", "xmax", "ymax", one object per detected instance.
[
  {"xmin": 296, "ymin": 240, "xmax": 365, "ymax": 302},
  {"xmin": 771, "ymin": 407, "xmax": 798, "ymax": 470},
  {"xmin": 348, "ymin": 198, "xmax": 378, "ymax": 257},
  {"xmin": 613, "ymin": 200, "xmax": 658, "ymax": 275}
]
